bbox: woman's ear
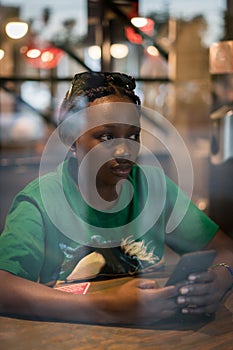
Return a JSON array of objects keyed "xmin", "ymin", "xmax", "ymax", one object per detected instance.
[{"xmin": 70, "ymin": 143, "xmax": 76, "ymax": 156}]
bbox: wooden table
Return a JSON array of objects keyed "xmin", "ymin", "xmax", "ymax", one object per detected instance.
[{"xmin": 0, "ymin": 269, "xmax": 232, "ymax": 350}]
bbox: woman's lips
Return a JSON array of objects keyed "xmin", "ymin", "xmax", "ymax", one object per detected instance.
[{"xmin": 110, "ymin": 163, "xmax": 132, "ymax": 177}]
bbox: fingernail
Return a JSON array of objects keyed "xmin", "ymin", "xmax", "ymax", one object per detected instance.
[
  {"xmin": 181, "ymin": 308, "xmax": 189, "ymax": 314},
  {"xmin": 188, "ymin": 274, "xmax": 196, "ymax": 281},
  {"xmin": 177, "ymin": 296, "xmax": 186, "ymax": 304},
  {"xmin": 180, "ymin": 286, "xmax": 189, "ymax": 294}
]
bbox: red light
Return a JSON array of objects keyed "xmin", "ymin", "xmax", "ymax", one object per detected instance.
[
  {"xmin": 22, "ymin": 41, "xmax": 64, "ymax": 69},
  {"xmin": 125, "ymin": 18, "xmax": 154, "ymax": 44},
  {"xmin": 125, "ymin": 26, "xmax": 143, "ymax": 44}
]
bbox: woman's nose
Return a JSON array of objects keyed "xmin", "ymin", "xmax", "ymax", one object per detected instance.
[{"xmin": 112, "ymin": 140, "xmax": 131, "ymax": 158}]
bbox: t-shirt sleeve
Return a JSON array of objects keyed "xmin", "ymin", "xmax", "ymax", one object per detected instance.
[
  {"xmin": 164, "ymin": 176, "xmax": 219, "ymax": 254},
  {"xmin": 0, "ymin": 194, "xmax": 45, "ymax": 282}
]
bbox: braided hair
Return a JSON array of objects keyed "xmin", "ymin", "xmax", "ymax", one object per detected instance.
[{"xmin": 58, "ymin": 71, "xmax": 141, "ymax": 147}]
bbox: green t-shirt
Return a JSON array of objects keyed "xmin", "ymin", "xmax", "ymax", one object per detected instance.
[{"xmin": 0, "ymin": 158, "xmax": 218, "ymax": 285}]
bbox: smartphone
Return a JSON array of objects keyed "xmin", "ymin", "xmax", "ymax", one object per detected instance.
[{"xmin": 165, "ymin": 249, "xmax": 216, "ymax": 286}]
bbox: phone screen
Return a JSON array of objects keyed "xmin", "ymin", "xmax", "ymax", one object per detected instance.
[{"xmin": 165, "ymin": 250, "xmax": 216, "ymax": 286}]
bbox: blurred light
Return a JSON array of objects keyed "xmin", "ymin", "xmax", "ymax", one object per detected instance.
[
  {"xmin": 22, "ymin": 45, "xmax": 64, "ymax": 69},
  {"xmin": 41, "ymin": 50, "xmax": 54, "ymax": 62},
  {"xmin": 125, "ymin": 27, "xmax": 142, "ymax": 44},
  {"xmin": 0, "ymin": 49, "xmax": 5, "ymax": 60},
  {"xmin": 131, "ymin": 17, "xmax": 148, "ymax": 28},
  {"xmin": 131, "ymin": 17, "xmax": 154, "ymax": 35},
  {"xmin": 110, "ymin": 44, "xmax": 128, "ymax": 59},
  {"xmin": 88, "ymin": 45, "xmax": 101, "ymax": 60},
  {"xmin": 21, "ymin": 82, "xmax": 51, "ymax": 110},
  {"xmin": 5, "ymin": 21, "xmax": 28, "ymax": 39},
  {"xmin": 26, "ymin": 48, "xmax": 41, "ymax": 58},
  {"xmin": 10, "ymin": 115, "xmax": 45, "ymax": 141},
  {"xmin": 146, "ymin": 46, "xmax": 159, "ymax": 57},
  {"xmin": 196, "ymin": 198, "xmax": 208, "ymax": 211},
  {"xmin": 126, "ymin": 17, "xmax": 154, "ymax": 44}
]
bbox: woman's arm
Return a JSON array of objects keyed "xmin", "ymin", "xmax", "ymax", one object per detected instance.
[
  {"xmin": 0, "ymin": 270, "xmax": 104, "ymax": 323},
  {"xmin": 0, "ymin": 270, "xmax": 179, "ymax": 325}
]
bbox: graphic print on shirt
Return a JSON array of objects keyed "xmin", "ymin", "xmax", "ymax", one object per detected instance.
[{"xmin": 56, "ymin": 236, "xmax": 161, "ymax": 284}]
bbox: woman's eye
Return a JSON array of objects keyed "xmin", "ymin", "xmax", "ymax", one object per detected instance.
[
  {"xmin": 98, "ymin": 132, "xmax": 140, "ymax": 142},
  {"xmin": 129, "ymin": 133, "xmax": 140, "ymax": 141},
  {"xmin": 100, "ymin": 134, "xmax": 114, "ymax": 141}
]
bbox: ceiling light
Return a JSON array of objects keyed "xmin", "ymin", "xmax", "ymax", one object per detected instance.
[
  {"xmin": 26, "ymin": 49, "xmax": 41, "ymax": 59},
  {"xmin": 41, "ymin": 51, "xmax": 54, "ymax": 63},
  {"xmin": 131, "ymin": 17, "xmax": 148, "ymax": 28},
  {"xmin": 23, "ymin": 46, "xmax": 64, "ymax": 69},
  {"xmin": 88, "ymin": 45, "xmax": 101, "ymax": 60},
  {"xmin": 146, "ymin": 46, "xmax": 159, "ymax": 57},
  {"xmin": 126, "ymin": 17, "xmax": 154, "ymax": 44},
  {"xmin": 110, "ymin": 44, "xmax": 128, "ymax": 59},
  {"xmin": 5, "ymin": 21, "xmax": 29, "ymax": 39}
]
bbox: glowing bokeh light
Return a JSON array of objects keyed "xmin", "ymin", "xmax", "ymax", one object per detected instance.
[
  {"xmin": 110, "ymin": 44, "xmax": 128, "ymax": 59},
  {"xmin": 5, "ymin": 21, "xmax": 28, "ymax": 39}
]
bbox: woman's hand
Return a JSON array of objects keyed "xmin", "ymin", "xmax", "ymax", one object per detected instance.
[
  {"xmin": 176, "ymin": 269, "xmax": 224, "ymax": 315},
  {"xmin": 177, "ymin": 229, "xmax": 233, "ymax": 315},
  {"xmin": 102, "ymin": 278, "xmax": 179, "ymax": 325}
]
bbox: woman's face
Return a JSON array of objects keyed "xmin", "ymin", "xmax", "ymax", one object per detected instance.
[{"xmin": 74, "ymin": 95, "xmax": 141, "ymax": 192}]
